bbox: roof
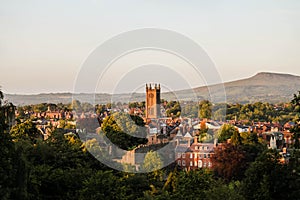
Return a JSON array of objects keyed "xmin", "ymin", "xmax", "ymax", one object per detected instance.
[
  {"xmin": 175, "ymin": 145, "xmax": 190, "ymax": 153},
  {"xmin": 184, "ymin": 132, "xmax": 192, "ymax": 138},
  {"xmin": 175, "ymin": 129, "xmax": 183, "ymax": 137}
]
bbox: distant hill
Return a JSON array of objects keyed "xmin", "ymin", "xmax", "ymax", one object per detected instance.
[
  {"xmin": 220, "ymin": 72, "xmax": 300, "ymax": 103},
  {"xmin": 4, "ymin": 72, "xmax": 300, "ymax": 105},
  {"xmin": 190, "ymin": 72, "xmax": 300, "ymax": 104}
]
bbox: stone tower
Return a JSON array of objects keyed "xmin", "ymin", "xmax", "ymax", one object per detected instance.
[{"xmin": 146, "ymin": 83, "xmax": 161, "ymax": 119}]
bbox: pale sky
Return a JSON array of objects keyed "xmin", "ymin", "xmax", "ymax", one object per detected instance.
[{"xmin": 0, "ymin": 0, "xmax": 300, "ymax": 94}]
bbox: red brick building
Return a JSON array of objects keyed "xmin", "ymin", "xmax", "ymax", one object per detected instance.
[{"xmin": 175, "ymin": 137, "xmax": 216, "ymax": 170}]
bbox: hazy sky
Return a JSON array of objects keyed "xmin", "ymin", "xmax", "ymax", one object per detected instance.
[{"xmin": 1, "ymin": 0, "xmax": 300, "ymax": 94}]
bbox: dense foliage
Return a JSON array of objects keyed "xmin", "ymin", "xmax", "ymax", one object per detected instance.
[
  {"xmin": 1, "ymin": 90, "xmax": 300, "ymax": 199},
  {"xmin": 101, "ymin": 112, "xmax": 148, "ymax": 150}
]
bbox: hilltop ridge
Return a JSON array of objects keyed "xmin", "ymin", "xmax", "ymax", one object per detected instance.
[{"xmin": 4, "ymin": 72, "xmax": 300, "ymax": 105}]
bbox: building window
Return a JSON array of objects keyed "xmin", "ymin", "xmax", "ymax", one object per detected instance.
[
  {"xmin": 198, "ymin": 160, "xmax": 202, "ymax": 168},
  {"xmin": 198, "ymin": 154, "xmax": 202, "ymax": 158},
  {"xmin": 190, "ymin": 161, "xmax": 193, "ymax": 166},
  {"xmin": 208, "ymin": 162, "xmax": 211, "ymax": 167},
  {"xmin": 207, "ymin": 154, "xmax": 210, "ymax": 158},
  {"xmin": 177, "ymin": 153, "xmax": 181, "ymax": 158},
  {"xmin": 177, "ymin": 160, "xmax": 181, "ymax": 166},
  {"xmin": 182, "ymin": 160, "xmax": 186, "ymax": 166},
  {"xmin": 204, "ymin": 162, "xmax": 207, "ymax": 168},
  {"xmin": 195, "ymin": 146, "xmax": 198, "ymax": 150},
  {"xmin": 182, "ymin": 153, "xmax": 186, "ymax": 158},
  {"xmin": 194, "ymin": 153, "xmax": 197, "ymax": 158},
  {"xmin": 204, "ymin": 154, "xmax": 206, "ymax": 158},
  {"xmin": 190, "ymin": 153, "xmax": 193, "ymax": 159},
  {"xmin": 194, "ymin": 161, "xmax": 197, "ymax": 166}
]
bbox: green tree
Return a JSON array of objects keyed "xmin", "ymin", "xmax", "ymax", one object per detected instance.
[
  {"xmin": 241, "ymin": 149, "xmax": 299, "ymax": 200},
  {"xmin": 95, "ymin": 104, "xmax": 106, "ymax": 115},
  {"xmin": 79, "ymin": 170, "xmax": 124, "ymax": 200},
  {"xmin": 129, "ymin": 102, "xmax": 139, "ymax": 109},
  {"xmin": 231, "ymin": 130, "xmax": 242, "ymax": 146},
  {"xmin": 217, "ymin": 124, "xmax": 238, "ymax": 143},
  {"xmin": 12, "ymin": 139, "xmax": 33, "ymax": 199},
  {"xmin": 121, "ymin": 173, "xmax": 150, "ymax": 199},
  {"xmin": 165, "ymin": 101, "xmax": 181, "ymax": 117},
  {"xmin": 81, "ymin": 102, "xmax": 94, "ymax": 113},
  {"xmin": 33, "ymin": 103, "xmax": 48, "ymax": 113},
  {"xmin": 198, "ymin": 100, "xmax": 212, "ymax": 119},
  {"xmin": 205, "ymin": 181, "xmax": 245, "ymax": 200},
  {"xmin": 291, "ymin": 91, "xmax": 300, "ymax": 149},
  {"xmin": 101, "ymin": 113, "xmax": 147, "ymax": 150},
  {"xmin": 169, "ymin": 170, "xmax": 216, "ymax": 199},
  {"xmin": 25, "ymin": 128, "xmax": 110, "ymax": 199},
  {"xmin": 0, "ymin": 89, "xmax": 16, "ymax": 199},
  {"xmin": 8, "ymin": 118, "xmax": 42, "ymax": 199},
  {"xmin": 10, "ymin": 120, "xmax": 41, "ymax": 142},
  {"xmin": 143, "ymin": 151, "xmax": 163, "ymax": 173},
  {"xmin": 71, "ymin": 99, "xmax": 82, "ymax": 112}
]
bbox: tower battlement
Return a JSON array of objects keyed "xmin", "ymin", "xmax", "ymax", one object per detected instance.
[{"xmin": 146, "ymin": 83, "xmax": 160, "ymax": 91}]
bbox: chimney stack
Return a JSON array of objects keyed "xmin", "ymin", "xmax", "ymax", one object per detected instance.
[{"xmin": 194, "ymin": 136, "xmax": 198, "ymax": 144}]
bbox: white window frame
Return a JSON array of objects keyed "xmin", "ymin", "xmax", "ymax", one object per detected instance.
[{"xmin": 198, "ymin": 160, "xmax": 202, "ymax": 168}]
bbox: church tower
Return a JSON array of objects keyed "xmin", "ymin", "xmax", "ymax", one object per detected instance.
[{"xmin": 146, "ymin": 83, "xmax": 161, "ymax": 119}]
